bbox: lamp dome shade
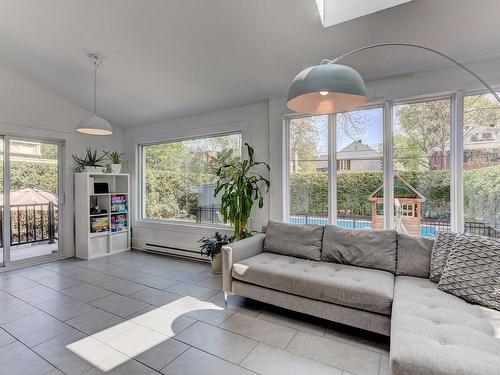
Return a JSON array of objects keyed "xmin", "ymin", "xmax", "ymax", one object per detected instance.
[
  {"xmin": 287, "ymin": 64, "xmax": 368, "ymax": 114},
  {"xmin": 77, "ymin": 115, "xmax": 113, "ymax": 135}
]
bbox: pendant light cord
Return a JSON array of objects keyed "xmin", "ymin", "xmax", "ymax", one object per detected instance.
[{"xmin": 93, "ymin": 58, "xmax": 98, "ymax": 115}]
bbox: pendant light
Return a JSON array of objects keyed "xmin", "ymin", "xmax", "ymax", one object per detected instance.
[{"xmin": 77, "ymin": 54, "xmax": 113, "ymax": 135}]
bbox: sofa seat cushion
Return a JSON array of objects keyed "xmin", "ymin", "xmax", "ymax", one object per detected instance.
[
  {"xmin": 232, "ymin": 253, "xmax": 394, "ymax": 315},
  {"xmin": 391, "ymin": 276, "xmax": 500, "ymax": 375}
]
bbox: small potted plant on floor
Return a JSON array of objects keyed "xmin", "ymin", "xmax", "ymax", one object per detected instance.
[
  {"xmin": 72, "ymin": 148, "xmax": 107, "ymax": 172},
  {"xmin": 106, "ymin": 151, "xmax": 125, "ymax": 173},
  {"xmin": 199, "ymin": 231, "xmax": 233, "ymax": 274}
]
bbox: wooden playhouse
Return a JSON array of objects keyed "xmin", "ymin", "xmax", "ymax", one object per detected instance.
[{"xmin": 369, "ymin": 174, "xmax": 426, "ymax": 236}]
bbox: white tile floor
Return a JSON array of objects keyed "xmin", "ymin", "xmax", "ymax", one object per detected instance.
[{"xmin": 0, "ymin": 250, "xmax": 390, "ymax": 375}]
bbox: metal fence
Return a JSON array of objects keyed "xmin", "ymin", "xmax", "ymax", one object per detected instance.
[
  {"xmin": 196, "ymin": 204, "xmax": 226, "ymax": 225},
  {"xmin": 291, "ymin": 213, "xmax": 498, "ymax": 238},
  {"xmin": 0, "ymin": 202, "xmax": 58, "ymax": 247},
  {"xmin": 194, "ymin": 205, "xmax": 499, "ymax": 238}
]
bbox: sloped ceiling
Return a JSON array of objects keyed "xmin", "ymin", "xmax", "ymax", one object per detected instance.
[{"xmin": 0, "ymin": 0, "xmax": 499, "ymax": 127}]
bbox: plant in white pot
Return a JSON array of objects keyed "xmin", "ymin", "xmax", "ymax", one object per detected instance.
[
  {"xmin": 72, "ymin": 148, "xmax": 106, "ymax": 172},
  {"xmin": 106, "ymin": 151, "xmax": 125, "ymax": 173},
  {"xmin": 198, "ymin": 232, "xmax": 233, "ymax": 274},
  {"xmin": 215, "ymin": 143, "xmax": 270, "ymax": 240}
]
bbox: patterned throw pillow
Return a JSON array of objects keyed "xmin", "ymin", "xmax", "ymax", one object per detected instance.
[
  {"xmin": 429, "ymin": 231, "xmax": 457, "ymax": 282},
  {"xmin": 437, "ymin": 234, "xmax": 500, "ymax": 311}
]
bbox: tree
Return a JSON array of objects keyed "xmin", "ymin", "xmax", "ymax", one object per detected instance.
[
  {"xmin": 289, "ymin": 117, "xmax": 322, "ymax": 173},
  {"xmin": 394, "ymin": 99, "xmax": 451, "ymax": 170},
  {"xmin": 394, "ymin": 94, "xmax": 500, "ymax": 171}
]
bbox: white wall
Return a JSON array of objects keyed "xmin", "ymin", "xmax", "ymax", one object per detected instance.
[
  {"xmin": 124, "ymin": 101, "xmax": 270, "ymax": 252},
  {"xmin": 0, "ymin": 65, "xmax": 124, "ymax": 259}
]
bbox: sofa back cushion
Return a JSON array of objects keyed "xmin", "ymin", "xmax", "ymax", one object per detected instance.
[
  {"xmin": 322, "ymin": 225, "xmax": 397, "ymax": 273},
  {"xmin": 396, "ymin": 233, "xmax": 435, "ymax": 278},
  {"xmin": 263, "ymin": 221, "xmax": 323, "ymax": 261}
]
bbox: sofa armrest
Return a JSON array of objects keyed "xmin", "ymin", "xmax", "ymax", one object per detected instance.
[{"xmin": 222, "ymin": 233, "xmax": 265, "ymax": 292}]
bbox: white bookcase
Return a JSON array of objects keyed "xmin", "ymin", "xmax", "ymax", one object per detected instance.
[{"xmin": 75, "ymin": 173, "xmax": 131, "ymax": 259}]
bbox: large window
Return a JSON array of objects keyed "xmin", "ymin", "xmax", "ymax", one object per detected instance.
[
  {"xmin": 287, "ymin": 115, "xmax": 328, "ymax": 224},
  {"xmin": 285, "ymin": 90, "xmax": 499, "ymax": 238},
  {"xmin": 392, "ymin": 98, "xmax": 451, "ymax": 237},
  {"xmin": 140, "ymin": 133, "xmax": 241, "ymax": 225},
  {"xmin": 463, "ymin": 92, "xmax": 499, "ymax": 237}
]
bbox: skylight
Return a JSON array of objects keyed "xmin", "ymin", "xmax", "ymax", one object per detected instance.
[{"xmin": 315, "ymin": 0, "xmax": 412, "ymax": 28}]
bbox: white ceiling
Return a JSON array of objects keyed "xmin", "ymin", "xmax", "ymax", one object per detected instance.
[{"xmin": 0, "ymin": 0, "xmax": 499, "ymax": 127}]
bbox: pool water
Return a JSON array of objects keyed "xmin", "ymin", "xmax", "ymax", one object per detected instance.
[{"xmin": 290, "ymin": 217, "xmax": 437, "ymax": 237}]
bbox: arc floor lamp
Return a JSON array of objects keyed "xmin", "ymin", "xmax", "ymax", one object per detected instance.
[{"xmin": 287, "ymin": 42, "xmax": 500, "ymax": 114}]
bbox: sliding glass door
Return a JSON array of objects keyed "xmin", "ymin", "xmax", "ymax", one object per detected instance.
[{"xmin": 1, "ymin": 136, "xmax": 63, "ymax": 267}]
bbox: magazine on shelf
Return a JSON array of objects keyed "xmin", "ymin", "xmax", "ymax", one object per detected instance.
[
  {"xmin": 90, "ymin": 216, "xmax": 109, "ymax": 233},
  {"xmin": 111, "ymin": 214, "xmax": 128, "ymax": 232},
  {"xmin": 111, "ymin": 195, "xmax": 128, "ymax": 213}
]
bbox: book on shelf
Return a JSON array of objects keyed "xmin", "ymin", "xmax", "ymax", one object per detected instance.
[
  {"xmin": 111, "ymin": 195, "xmax": 128, "ymax": 213},
  {"xmin": 90, "ymin": 216, "xmax": 109, "ymax": 233},
  {"xmin": 111, "ymin": 214, "xmax": 128, "ymax": 232}
]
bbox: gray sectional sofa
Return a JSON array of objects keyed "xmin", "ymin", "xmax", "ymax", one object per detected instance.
[{"xmin": 222, "ymin": 221, "xmax": 500, "ymax": 375}]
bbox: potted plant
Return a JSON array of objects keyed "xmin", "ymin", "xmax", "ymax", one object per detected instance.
[
  {"xmin": 106, "ymin": 151, "xmax": 125, "ymax": 173},
  {"xmin": 215, "ymin": 143, "xmax": 270, "ymax": 240},
  {"xmin": 198, "ymin": 231, "xmax": 233, "ymax": 273},
  {"xmin": 72, "ymin": 148, "xmax": 106, "ymax": 173}
]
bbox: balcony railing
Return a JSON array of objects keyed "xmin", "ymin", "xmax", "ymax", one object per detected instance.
[{"xmin": 0, "ymin": 202, "xmax": 58, "ymax": 247}]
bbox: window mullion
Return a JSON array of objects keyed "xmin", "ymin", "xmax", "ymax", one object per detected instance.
[
  {"xmin": 328, "ymin": 114, "xmax": 336, "ymax": 225},
  {"xmin": 283, "ymin": 119, "xmax": 290, "ymax": 222},
  {"xmin": 383, "ymin": 100, "xmax": 394, "ymax": 229},
  {"xmin": 451, "ymin": 91, "xmax": 464, "ymax": 232}
]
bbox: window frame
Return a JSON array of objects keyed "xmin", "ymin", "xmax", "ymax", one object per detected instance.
[
  {"xmin": 283, "ymin": 87, "xmax": 500, "ymax": 235},
  {"xmin": 284, "ymin": 103, "xmax": 385, "ymax": 227},
  {"xmin": 137, "ymin": 131, "xmax": 242, "ymax": 227}
]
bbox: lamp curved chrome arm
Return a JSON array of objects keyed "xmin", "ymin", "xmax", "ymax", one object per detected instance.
[
  {"xmin": 322, "ymin": 42, "xmax": 500, "ymax": 103},
  {"xmin": 287, "ymin": 42, "xmax": 500, "ymax": 114}
]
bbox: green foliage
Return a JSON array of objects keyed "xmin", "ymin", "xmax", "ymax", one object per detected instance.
[
  {"xmin": 394, "ymin": 99, "xmax": 451, "ymax": 170},
  {"xmin": 463, "ymin": 166, "xmax": 499, "ymax": 224},
  {"xmin": 289, "ymin": 170, "xmax": 451, "ymax": 218},
  {"xmin": 9, "ymin": 161, "xmax": 58, "ymax": 194},
  {"xmin": 40, "ymin": 144, "xmax": 58, "ymax": 160},
  {"xmin": 198, "ymin": 231, "xmax": 233, "ymax": 259},
  {"xmin": 106, "ymin": 151, "xmax": 125, "ymax": 164},
  {"xmin": 143, "ymin": 136, "xmax": 241, "ymax": 222},
  {"xmin": 72, "ymin": 148, "xmax": 106, "ymax": 172},
  {"xmin": 215, "ymin": 143, "xmax": 270, "ymax": 239},
  {"xmin": 145, "ymin": 169, "xmax": 214, "ymax": 220}
]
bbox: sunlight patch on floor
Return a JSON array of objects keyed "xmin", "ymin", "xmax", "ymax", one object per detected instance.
[{"xmin": 66, "ymin": 296, "xmax": 222, "ymax": 372}]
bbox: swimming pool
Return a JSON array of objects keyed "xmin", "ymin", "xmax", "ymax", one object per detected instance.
[{"xmin": 289, "ymin": 216, "xmax": 437, "ymax": 237}]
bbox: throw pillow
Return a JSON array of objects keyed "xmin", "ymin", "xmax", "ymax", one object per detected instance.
[
  {"xmin": 429, "ymin": 231, "xmax": 457, "ymax": 282},
  {"xmin": 437, "ymin": 234, "xmax": 500, "ymax": 311}
]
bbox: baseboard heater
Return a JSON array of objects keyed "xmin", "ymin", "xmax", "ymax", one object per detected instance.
[{"xmin": 143, "ymin": 243, "xmax": 208, "ymax": 262}]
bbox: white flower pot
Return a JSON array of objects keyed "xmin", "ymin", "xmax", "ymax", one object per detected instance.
[
  {"xmin": 110, "ymin": 164, "xmax": 122, "ymax": 173},
  {"xmin": 83, "ymin": 166, "xmax": 101, "ymax": 173},
  {"xmin": 211, "ymin": 253, "xmax": 222, "ymax": 274}
]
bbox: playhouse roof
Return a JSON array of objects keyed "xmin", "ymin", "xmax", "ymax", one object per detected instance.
[{"xmin": 369, "ymin": 174, "xmax": 426, "ymax": 202}]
